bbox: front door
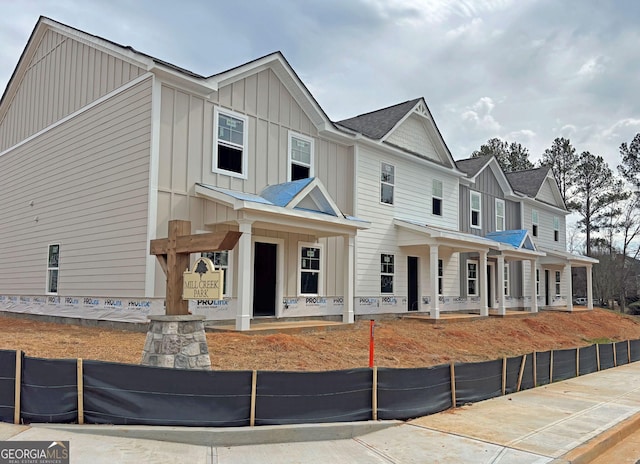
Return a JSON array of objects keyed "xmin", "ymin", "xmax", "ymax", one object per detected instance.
[
  {"xmin": 408, "ymin": 256, "xmax": 419, "ymax": 311},
  {"xmin": 253, "ymin": 242, "xmax": 277, "ymax": 317}
]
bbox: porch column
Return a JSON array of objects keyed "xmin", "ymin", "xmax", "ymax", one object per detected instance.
[
  {"xmin": 236, "ymin": 220, "xmax": 253, "ymax": 331},
  {"xmin": 430, "ymin": 245, "xmax": 439, "ymax": 319},
  {"xmin": 480, "ymin": 250, "xmax": 488, "ymax": 316},
  {"xmin": 497, "ymin": 255, "xmax": 506, "ymax": 315},
  {"xmin": 564, "ymin": 263, "xmax": 573, "ymax": 312},
  {"xmin": 343, "ymin": 235, "xmax": 355, "ymax": 324},
  {"xmin": 529, "ymin": 259, "xmax": 538, "ymax": 313},
  {"xmin": 586, "ymin": 264, "xmax": 594, "ymax": 310}
]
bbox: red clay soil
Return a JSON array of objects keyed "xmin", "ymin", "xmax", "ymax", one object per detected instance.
[{"xmin": 0, "ymin": 309, "xmax": 638, "ymax": 371}]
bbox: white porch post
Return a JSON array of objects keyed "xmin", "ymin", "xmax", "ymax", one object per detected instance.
[
  {"xmin": 586, "ymin": 264, "xmax": 594, "ymax": 310},
  {"xmin": 480, "ymin": 250, "xmax": 488, "ymax": 316},
  {"xmin": 497, "ymin": 255, "xmax": 506, "ymax": 315},
  {"xmin": 530, "ymin": 259, "xmax": 538, "ymax": 313},
  {"xmin": 236, "ymin": 220, "xmax": 253, "ymax": 331},
  {"xmin": 343, "ymin": 235, "xmax": 355, "ymax": 324},
  {"xmin": 430, "ymin": 245, "xmax": 439, "ymax": 319},
  {"xmin": 565, "ymin": 263, "xmax": 573, "ymax": 311}
]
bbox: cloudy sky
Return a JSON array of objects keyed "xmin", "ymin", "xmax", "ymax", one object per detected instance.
[{"xmin": 1, "ymin": 0, "xmax": 639, "ymax": 170}]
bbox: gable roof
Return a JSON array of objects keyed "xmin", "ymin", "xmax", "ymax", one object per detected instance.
[
  {"xmin": 336, "ymin": 99, "xmax": 422, "ymax": 140},
  {"xmin": 455, "ymin": 156, "xmax": 492, "ymax": 177},
  {"xmin": 486, "ymin": 230, "xmax": 537, "ymax": 251},
  {"xmin": 505, "ymin": 167, "xmax": 551, "ymax": 197}
]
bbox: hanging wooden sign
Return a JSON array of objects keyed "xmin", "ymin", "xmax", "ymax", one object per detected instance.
[{"xmin": 182, "ymin": 257, "xmax": 224, "ymax": 300}]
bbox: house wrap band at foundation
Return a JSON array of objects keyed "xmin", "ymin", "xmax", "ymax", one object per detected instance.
[{"xmin": 0, "ymin": 17, "xmax": 597, "ymax": 330}]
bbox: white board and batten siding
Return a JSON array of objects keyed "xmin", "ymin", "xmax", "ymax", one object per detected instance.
[
  {"xmin": 355, "ymin": 143, "xmax": 459, "ymax": 303},
  {"xmin": 0, "ymin": 78, "xmax": 153, "ymax": 297},
  {"xmin": 0, "ymin": 29, "xmax": 146, "ymax": 153},
  {"xmin": 154, "ymin": 69, "xmax": 354, "ymax": 299}
]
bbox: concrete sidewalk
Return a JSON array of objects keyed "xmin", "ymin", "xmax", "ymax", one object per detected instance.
[{"xmin": 3, "ymin": 361, "xmax": 640, "ymax": 463}]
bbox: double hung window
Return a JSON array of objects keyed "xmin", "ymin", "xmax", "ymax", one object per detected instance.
[
  {"xmin": 470, "ymin": 192, "xmax": 481, "ymax": 228},
  {"xmin": 381, "ymin": 254, "xmax": 394, "ymax": 293},
  {"xmin": 201, "ymin": 251, "xmax": 230, "ymax": 297},
  {"xmin": 467, "ymin": 260, "xmax": 478, "ymax": 296},
  {"xmin": 214, "ymin": 108, "xmax": 248, "ymax": 177},
  {"xmin": 299, "ymin": 245, "xmax": 322, "ymax": 295},
  {"xmin": 495, "ymin": 199, "xmax": 505, "ymax": 231},
  {"xmin": 380, "ymin": 163, "xmax": 395, "ymax": 205},
  {"xmin": 289, "ymin": 132, "xmax": 314, "ymax": 181},
  {"xmin": 432, "ymin": 180, "xmax": 443, "ymax": 216}
]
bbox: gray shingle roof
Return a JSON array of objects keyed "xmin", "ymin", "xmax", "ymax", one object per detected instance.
[
  {"xmin": 505, "ymin": 166, "xmax": 550, "ymax": 197},
  {"xmin": 455, "ymin": 155, "xmax": 492, "ymax": 177},
  {"xmin": 335, "ymin": 98, "xmax": 422, "ymax": 139}
]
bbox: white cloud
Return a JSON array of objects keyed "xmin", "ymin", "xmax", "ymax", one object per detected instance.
[
  {"xmin": 577, "ymin": 56, "xmax": 607, "ymax": 78},
  {"xmin": 461, "ymin": 97, "xmax": 501, "ymax": 132}
]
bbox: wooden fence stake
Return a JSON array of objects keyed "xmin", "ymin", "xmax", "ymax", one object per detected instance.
[
  {"xmin": 250, "ymin": 370, "xmax": 257, "ymax": 427},
  {"xmin": 516, "ymin": 355, "xmax": 526, "ymax": 392},
  {"xmin": 629, "ymin": 340, "xmax": 632, "ymax": 364},
  {"xmin": 596, "ymin": 344, "xmax": 601, "ymax": 371},
  {"xmin": 550, "ymin": 350, "xmax": 554, "ymax": 383},
  {"xmin": 502, "ymin": 357, "xmax": 507, "ymax": 396},
  {"xmin": 613, "ymin": 342, "xmax": 617, "ymax": 367},
  {"xmin": 450, "ymin": 362, "xmax": 456, "ymax": 408},
  {"xmin": 576, "ymin": 348, "xmax": 580, "ymax": 377},
  {"xmin": 533, "ymin": 351, "xmax": 537, "ymax": 387},
  {"xmin": 14, "ymin": 350, "xmax": 21, "ymax": 425},
  {"xmin": 77, "ymin": 358, "xmax": 84, "ymax": 425},
  {"xmin": 372, "ymin": 366, "xmax": 378, "ymax": 421}
]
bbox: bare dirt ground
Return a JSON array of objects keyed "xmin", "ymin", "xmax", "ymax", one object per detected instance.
[{"xmin": 1, "ymin": 309, "xmax": 639, "ymax": 371}]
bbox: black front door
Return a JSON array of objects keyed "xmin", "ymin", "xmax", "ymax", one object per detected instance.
[
  {"xmin": 545, "ymin": 270, "xmax": 550, "ymax": 306},
  {"xmin": 253, "ymin": 242, "xmax": 277, "ymax": 317},
  {"xmin": 408, "ymin": 256, "xmax": 419, "ymax": 311}
]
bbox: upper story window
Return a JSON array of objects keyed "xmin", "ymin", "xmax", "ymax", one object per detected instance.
[
  {"xmin": 553, "ymin": 216, "xmax": 560, "ymax": 242},
  {"xmin": 432, "ymin": 179, "xmax": 443, "ymax": 216},
  {"xmin": 288, "ymin": 132, "xmax": 314, "ymax": 181},
  {"xmin": 532, "ymin": 210, "xmax": 539, "ymax": 237},
  {"xmin": 495, "ymin": 199, "xmax": 505, "ymax": 232},
  {"xmin": 299, "ymin": 244, "xmax": 322, "ymax": 295},
  {"xmin": 467, "ymin": 260, "xmax": 478, "ymax": 296},
  {"xmin": 47, "ymin": 244, "xmax": 60, "ymax": 294},
  {"xmin": 201, "ymin": 251, "xmax": 231, "ymax": 297},
  {"xmin": 380, "ymin": 253, "xmax": 394, "ymax": 293},
  {"xmin": 213, "ymin": 108, "xmax": 248, "ymax": 178},
  {"xmin": 470, "ymin": 191, "xmax": 481, "ymax": 229},
  {"xmin": 380, "ymin": 162, "xmax": 395, "ymax": 205}
]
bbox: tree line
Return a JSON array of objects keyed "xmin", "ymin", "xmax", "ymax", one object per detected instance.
[{"xmin": 471, "ymin": 134, "xmax": 640, "ymax": 310}]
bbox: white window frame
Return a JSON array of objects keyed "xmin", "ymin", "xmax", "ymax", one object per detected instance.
[
  {"xmin": 503, "ymin": 263, "xmax": 510, "ymax": 296},
  {"xmin": 432, "ymin": 179, "xmax": 443, "ymax": 216},
  {"xmin": 381, "ymin": 253, "xmax": 395, "ymax": 294},
  {"xmin": 555, "ymin": 270, "xmax": 561, "ymax": 297},
  {"xmin": 380, "ymin": 162, "xmax": 395, "ymax": 206},
  {"xmin": 470, "ymin": 191, "xmax": 481, "ymax": 229},
  {"xmin": 438, "ymin": 259, "xmax": 443, "ymax": 295},
  {"xmin": 495, "ymin": 199, "xmax": 505, "ymax": 232},
  {"xmin": 288, "ymin": 131, "xmax": 314, "ymax": 181},
  {"xmin": 200, "ymin": 250, "xmax": 233, "ymax": 298},
  {"xmin": 213, "ymin": 107, "xmax": 248, "ymax": 179},
  {"xmin": 532, "ymin": 210, "xmax": 539, "ymax": 237},
  {"xmin": 46, "ymin": 243, "xmax": 60, "ymax": 295},
  {"xmin": 298, "ymin": 242, "xmax": 323, "ymax": 296},
  {"xmin": 467, "ymin": 260, "xmax": 478, "ymax": 296},
  {"xmin": 553, "ymin": 216, "xmax": 560, "ymax": 242}
]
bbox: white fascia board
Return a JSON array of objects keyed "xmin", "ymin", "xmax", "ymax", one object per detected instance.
[
  {"xmin": 239, "ymin": 201, "xmax": 369, "ymax": 230},
  {"xmin": 288, "ymin": 178, "xmax": 342, "ymax": 217},
  {"xmin": 394, "ymin": 219, "xmax": 493, "ymax": 251},
  {"xmin": 150, "ymin": 66, "xmax": 216, "ymax": 96},
  {"xmin": 520, "ymin": 196, "xmax": 568, "ymax": 215},
  {"xmin": 194, "ymin": 184, "xmax": 241, "ymax": 209}
]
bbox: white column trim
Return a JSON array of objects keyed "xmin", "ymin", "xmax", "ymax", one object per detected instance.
[
  {"xmin": 343, "ymin": 235, "xmax": 355, "ymax": 324},
  {"xmin": 144, "ymin": 75, "xmax": 161, "ymax": 297},
  {"xmin": 236, "ymin": 220, "xmax": 253, "ymax": 331},
  {"xmin": 565, "ymin": 263, "xmax": 574, "ymax": 311},
  {"xmin": 497, "ymin": 255, "xmax": 506, "ymax": 315},
  {"xmin": 586, "ymin": 264, "xmax": 594, "ymax": 310},
  {"xmin": 530, "ymin": 259, "xmax": 538, "ymax": 313}
]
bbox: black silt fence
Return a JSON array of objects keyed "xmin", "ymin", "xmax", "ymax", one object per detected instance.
[
  {"xmin": 599, "ymin": 343, "xmax": 615, "ymax": 370},
  {"xmin": 579, "ymin": 345, "xmax": 598, "ymax": 376},
  {"xmin": 83, "ymin": 360, "xmax": 252, "ymax": 426},
  {"xmin": 536, "ymin": 351, "xmax": 551, "ymax": 386},
  {"xmin": 255, "ymin": 369, "xmax": 372, "ymax": 425},
  {"xmin": 615, "ymin": 342, "xmax": 629, "ymax": 366},
  {"xmin": 553, "ymin": 348, "xmax": 577, "ymax": 382},
  {"xmin": 631, "ymin": 340, "xmax": 640, "ymax": 362},
  {"xmin": 504, "ymin": 356, "xmax": 522, "ymax": 394},
  {"xmin": 20, "ymin": 356, "xmax": 77, "ymax": 423},
  {"xmin": 454, "ymin": 359, "xmax": 502, "ymax": 406},
  {"xmin": 0, "ymin": 350, "xmax": 16, "ymax": 423},
  {"xmin": 520, "ymin": 354, "xmax": 535, "ymax": 391},
  {"xmin": 377, "ymin": 364, "xmax": 452, "ymax": 420}
]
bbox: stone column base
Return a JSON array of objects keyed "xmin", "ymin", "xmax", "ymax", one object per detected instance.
[{"xmin": 141, "ymin": 315, "xmax": 211, "ymax": 370}]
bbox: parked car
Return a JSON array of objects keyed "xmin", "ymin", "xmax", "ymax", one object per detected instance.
[{"xmin": 573, "ymin": 297, "xmax": 587, "ymax": 305}]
